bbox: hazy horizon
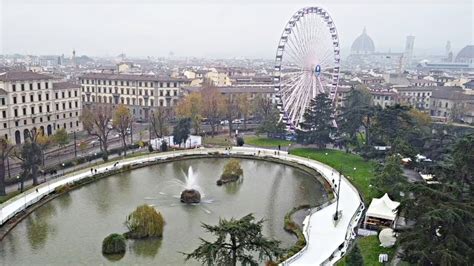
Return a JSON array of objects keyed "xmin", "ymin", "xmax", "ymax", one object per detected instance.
[{"xmin": 1, "ymin": 0, "xmax": 472, "ymax": 59}]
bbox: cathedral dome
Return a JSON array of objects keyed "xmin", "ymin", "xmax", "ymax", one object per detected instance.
[
  {"xmin": 351, "ymin": 27, "xmax": 375, "ymax": 55},
  {"xmin": 455, "ymin": 45, "xmax": 474, "ymax": 64}
]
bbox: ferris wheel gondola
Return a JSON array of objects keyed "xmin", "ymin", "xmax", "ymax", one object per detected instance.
[{"xmin": 274, "ymin": 7, "xmax": 341, "ymax": 130}]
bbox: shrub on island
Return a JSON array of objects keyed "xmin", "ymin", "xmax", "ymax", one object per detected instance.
[
  {"xmin": 124, "ymin": 205, "xmax": 165, "ymax": 239},
  {"xmin": 217, "ymin": 159, "xmax": 243, "ymax": 185},
  {"xmin": 102, "ymin": 233, "xmax": 126, "ymax": 255}
]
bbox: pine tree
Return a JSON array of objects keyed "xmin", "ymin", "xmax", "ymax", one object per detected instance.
[{"xmin": 297, "ymin": 93, "xmax": 335, "ymax": 148}]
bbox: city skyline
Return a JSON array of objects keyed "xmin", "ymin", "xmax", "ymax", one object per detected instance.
[{"xmin": 1, "ymin": 0, "xmax": 473, "ymax": 58}]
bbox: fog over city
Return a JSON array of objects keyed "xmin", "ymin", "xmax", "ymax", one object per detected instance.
[{"xmin": 1, "ymin": 0, "xmax": 472, "ymax": 58}]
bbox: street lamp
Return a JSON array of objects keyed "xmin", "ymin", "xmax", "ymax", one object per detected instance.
[
  {"xmin": 333, "ymin": 171, "xmax": 342, "ymax": 222},
  {"xmin": 62, "ymin": 163, "xmax": 65, "ymax": 175},
  {"xmin": 16, "ymin": 175, "xmax": 20, "ymax": 191}
]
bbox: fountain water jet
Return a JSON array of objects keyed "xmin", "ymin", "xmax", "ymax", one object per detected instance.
[{"xmin": 180, "ymin": 166, "xmax": 201, "ymax": 204}]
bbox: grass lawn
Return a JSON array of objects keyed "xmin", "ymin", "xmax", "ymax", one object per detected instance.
[
  {"xmin": 203, "ymin": 135, "xmax": 233, "ymax": 147},
  {"xmin": 244, "ymin": 136, "xmax": 293, "ymax": 148},
  {"xmin": 337, "ymin": 236, "xmax": 396, "ymax": 265},
  {"xmin": 358, "ymin": 236, "xmax": 396, "ymax": 265},
  {"xmin": 291, "ymin": 148, "xmax": 379, "ymax": 202}
]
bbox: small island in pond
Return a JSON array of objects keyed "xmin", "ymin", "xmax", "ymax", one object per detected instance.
[{"xmin": 217, "ymin": 159, "xmax": 243, "ymax": 186}]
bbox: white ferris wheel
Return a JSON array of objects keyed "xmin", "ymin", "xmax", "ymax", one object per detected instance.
[{"xmin": 274, "ymin": 7, "xmax": 341, "ymax": 130}]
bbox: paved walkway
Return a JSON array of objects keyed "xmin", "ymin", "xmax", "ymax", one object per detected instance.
[{"xmin": 0, "ymin": 147, "xmax": 363, "ymax": 265}]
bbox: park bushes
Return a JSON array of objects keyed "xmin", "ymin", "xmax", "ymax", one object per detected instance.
[
  {"xmin": 102, "ymin": 233, "xmax": 126, "ymax": 255},
  {"xmin": 124, "ymin": 205, "xmax": 165, "ymax": 239},
  {"xmin": 217, "ymin": 159, "xmax": 243, "ymax": 185}
]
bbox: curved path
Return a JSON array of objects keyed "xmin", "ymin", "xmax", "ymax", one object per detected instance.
[{"xmin": 0, "ymin": 147, "xmax": 363, "ymax": 265}]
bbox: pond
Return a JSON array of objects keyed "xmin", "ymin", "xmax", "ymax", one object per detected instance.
[{"xmin": 0, "ymin": 157, "xmax": 328, "ymax": 265}]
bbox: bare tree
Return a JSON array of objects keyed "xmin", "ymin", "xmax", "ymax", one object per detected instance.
[
  {"xmin": 201, "ymin": 86, "xmax": 225, "ymax": 137},
  {"xmin": 236, "ymin": 93, "xmax": 251, "ymax": 130},
  {"xmin": 224, "ymin": 95, "xmax": 240, "ymax": 136},
  {"xmin": 81, "ymin": 105, "xmax": 114, "ymax": 160},
  {"xmin": 150, "ymin": 106, "xmax": 170, "ymax": 138},
  {"xmin": 113, "ymin": 105, "xmax": 133, "ymax": 156},
  {"xmin": 0, "ymin": 138, "xmax": 15, "ymax": 195}
]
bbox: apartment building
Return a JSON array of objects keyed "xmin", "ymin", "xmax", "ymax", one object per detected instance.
[
  {"xmin": 395, "ymin": 86, "xmax": 434, "ymax": 111},
  {"xmin": 79, "ymin": 73, "xmax": 186, "ymax": 121},
  {"xmin": 0, "ymin": 71, "xmax": 82, "ymax": 144}
]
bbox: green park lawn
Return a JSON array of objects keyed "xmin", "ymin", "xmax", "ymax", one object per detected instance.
[
  {"xmin": 337, "ymin": 236, "xmax": 396, "ymax": 266},
  {"xmin": 244, "ymin": 136, "xmax": 293, "ymax": 148},
  {"xmin": 291, "ymin": 148, "xmax": 379, "ymax": 202},
  {"xmin": 358, "ymin": 236, "xmax": 396, "ymax": 266}
]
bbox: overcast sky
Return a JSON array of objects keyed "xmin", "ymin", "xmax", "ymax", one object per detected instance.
[{"xmin": 0, "ymin": 0, "xmax": 472, "ymax": 58}]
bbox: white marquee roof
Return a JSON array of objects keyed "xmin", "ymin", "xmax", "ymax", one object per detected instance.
[{"xmin": 366, "ymin": 193, "xmax": 400, "ymax": 221}]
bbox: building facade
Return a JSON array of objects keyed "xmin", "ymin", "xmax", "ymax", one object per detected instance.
[
  {"xmin": 79, "ymin": 73, "xmax": 186, "ymax": 121},
  {"xmin": 395, "ymin": 86, "xmax": 434, "ymax": 111},
  {"xmin": 0, "ymin": 71, "xmax": 82, "ymax": 144},
  {"xmin": 430, "ymin": 88, "xmax": 474, "ymax": 123}
]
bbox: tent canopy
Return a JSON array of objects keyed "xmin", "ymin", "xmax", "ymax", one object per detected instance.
[{"xmin": 366, "ymin": 193, "xmax": 400, "ymax": 221}]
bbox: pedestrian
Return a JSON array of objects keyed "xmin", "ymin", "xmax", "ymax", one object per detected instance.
[
  {"xmin": 36, "ymin": 188, "xmax": 39, "ymax": 193},
  {"xmin": 95, "ymin": 169, "xmax": 98, "ymax": 174},
  {"xmin": 90, "ymin": 168, "xmax": 93, "ymax": 174},
  {"xmin": 278, "ymin": 144, "xmax": 281, "ymax": 150}
]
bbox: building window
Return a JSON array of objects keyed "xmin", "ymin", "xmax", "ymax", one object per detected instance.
[
  {"xmin": 13, "ymin": 97, "xmax": 16, "ymax": 104},
  {"xmin": 2, "ymin": 111, "xmax": 5, "ymax": 118},
  {"xmin": 1, "ymin": 98, "xmax": 4, "ymax": 105},
  {"xmin": 45, "ymin": 82, "xmax": 49, "ymax": 89},
  {"xmin": 21, "ymin": 84, "xmax": 25, "ymax": 91},
  {"xmin": 47, "ymin": 105, "xmax": 50, "ymax": 112},
  {"xmin": 39, "ymin": 106, "xmax": 43, "ymax": 113},
  {"xmin": 12, "ymin": 84, "xmax": 16, "ymax": 91},
  {"xmin": 38, "ymin": 94, "xmax": 42, "ymax": 101},
  {"xmin": 30, "ymin": 95, "xmax": 34, "ymax": 102},
  {"xmin": 30, "ymin": 83, "xmax": 33, "ymax": 90},
  {"xmin": 23, "ymin": 108, "xmax": 26, "ymax": 115},
  {"xmin": 14, "ymin": 109, "xmax": 18, "ymax": 117},
  {"xmin": 37, "ymin": 83, "xmax": 41, "ymax": 89},
  {"xmin": 31, "ymin": 107, "xmax": 34, "ymax": 114},
  {"xmin": 22, "ymin": 96, "xmax": 25, "ymax": 103}
]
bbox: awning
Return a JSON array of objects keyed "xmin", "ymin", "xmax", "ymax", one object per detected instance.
[{"xmin": 366, "ymin": 193, "xmax": 400, "ymax": 221}]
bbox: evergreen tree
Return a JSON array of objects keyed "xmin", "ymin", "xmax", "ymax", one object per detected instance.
[
  {"xmin": 184, "ymin": 214, "xmax": 283, "ymax": 266},
  {"xmin": 173, "ymin": 118, "xmax": 191, "ymax": 146},
  {"xmin": 297, "ymin": 93, "xmax": 335, "ymax": 148},
  {"xmin": 398, "ymin": 135, "xmax": 474, "ymax": 265},
  {"xmin": 373, "ymin": 155, "xmax": 406, "ymax": 199},
  {"xmin": 337, "ymin": 87, "xmax": 373, "ymax": 148}
]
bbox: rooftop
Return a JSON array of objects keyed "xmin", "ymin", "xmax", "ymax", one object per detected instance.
[
  {"xmin": 0, "ymin": 71, "xmax": 52, "ymax": 82},
  {"xmin": 52, "ymin": 82, "xmax": 80, "ymax": 90},
  {"xmin": 79, "ymin": 73, "xmax": 185, "ymax": 82}
]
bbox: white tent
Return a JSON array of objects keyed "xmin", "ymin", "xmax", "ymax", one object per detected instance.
[{"xmin": 366, "ymin": 193, "xmax": 400, "ymax": 221}]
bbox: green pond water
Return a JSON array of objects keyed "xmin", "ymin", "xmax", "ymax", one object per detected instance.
[{"xmin": 0, "ymin": 158, "xmax": 328, "ymax": 265}]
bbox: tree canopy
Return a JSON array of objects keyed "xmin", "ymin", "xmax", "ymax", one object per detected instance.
[
  {"xmin": 173, "ymin": 117, "xmax": 191, "ymax": 146},
  {"xmin": 184, "ymin": 213, "xmax": 283, "ymax": 266},
  {"xmin": 297, "ymin": 93, "xmax": 335, "ymax": 148}
]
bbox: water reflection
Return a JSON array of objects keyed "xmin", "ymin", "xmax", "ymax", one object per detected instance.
[
  {"xmin": 26, "ymin": 204, "xmax": 57, "ymax": 250},
  {"xmin": 130, "ymin": 238, "xmax": 162, "ymax": 258}
]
